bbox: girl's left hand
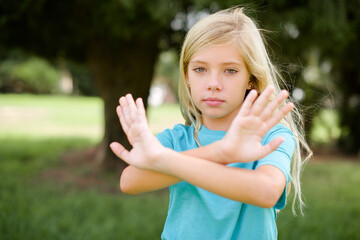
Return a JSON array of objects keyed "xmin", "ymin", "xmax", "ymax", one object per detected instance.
[
  {"xmin": 219, "ymin": 86, "xmax": 294, "ymax": 163},
  {"xmin": 110, "ymin": 94, "xmax": 165, "ymax": 171}
]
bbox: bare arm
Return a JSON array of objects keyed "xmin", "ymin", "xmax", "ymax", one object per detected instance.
[
  {"xmin": 120, "ymin": 142, "xmax": 223, "ymax": 194},
  {"xmin": 118, "ymin": 145, "xmax": 285, "ymax": 207},
  {"xmin": 120, "ymin": 167, "xmax": 179, "ymax": 194},
  {"xmin": 112, "ymin": 87, "xmax": 293, "ymax": 206},
  {"xmin": 157, "ymin": 148, "xmax": 286, "ymax": 207},
  {"xmin": 117, "ymin": 87, "xmax": 293, "ymax": 195}
]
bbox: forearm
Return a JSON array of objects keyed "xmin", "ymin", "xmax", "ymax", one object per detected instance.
[
  {"xmin": 120, "ymin": 142, "xmax": 225, "ymax": 195},
  {"xmin": 120, "ymin": 166, "xmax": 180, "ymax": 194},
  {"xmin": 156, "ymin": 148, "xmax": 285, "ymax": 208},
  {"xmin": 182, "ymin": 141, "xmax": 226, "ymax": 164}
]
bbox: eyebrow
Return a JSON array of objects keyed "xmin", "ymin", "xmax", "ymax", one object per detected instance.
[{"xmin": 189, "ymin": 60, "xmax": 242, "ymax": 65}]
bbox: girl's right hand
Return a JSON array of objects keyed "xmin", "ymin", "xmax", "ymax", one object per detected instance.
[
  {"xmin": 110, "ymin": 94, "xmax": 166, "ymax": 171},
  {"xmin": 219, "ymin": 86, "xmax": 294, "ymax": 163}
]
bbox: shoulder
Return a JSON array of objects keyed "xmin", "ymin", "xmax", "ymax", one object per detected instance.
[
  {"xmin": 259, "ymin": 124, "xmax": 297, "ymax": 168},
  {"xmin": 258, "ymin": 124, "xmax": 297, "ymax": 172},
  {"xmin": 257, "ymin": 124, "xmax": 297, "ymax": 189},
  {"xmin": 156, "ymin": 124, "xmax": 194, "ymax": 149},
  {"xmin": 265, "ymin": 124, "xmax": 294, "ymax": 136},
  {"xmin": 156, "ymin": 124, "xmax": 192, "ymax": 138},
  {"xmin": 262, "ymin": 124, "xmax": 296, "ymax": 150}
]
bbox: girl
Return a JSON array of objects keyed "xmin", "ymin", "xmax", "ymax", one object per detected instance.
[{"xmin": 110, "ymin": 7, "xmax": 312, "ymax": 240}]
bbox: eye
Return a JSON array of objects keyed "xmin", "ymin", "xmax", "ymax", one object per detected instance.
[
  {"xmin": 225, "ymin": 68, "xmax": 238, "ymax": 74},
  {"xmin": 193, "ymin": 67, "xmax": 206, "ymax": 73}
]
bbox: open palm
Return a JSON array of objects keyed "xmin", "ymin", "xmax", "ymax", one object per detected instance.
[
  {"xmin": 220, "ymin": 86, "xmax": 294, "ymax": 163},
  {"xmin": 110, "ymin": 94, "xmax": 164, "ymax": 170}
]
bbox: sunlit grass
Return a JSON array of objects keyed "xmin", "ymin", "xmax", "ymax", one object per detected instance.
[
  {"xmin": 148, "ymin": 103, "xmax": 184, "ymax": 134},
  {"xmin": 0, "ymin": 93, "xmax": 183, "ymax": 138},
  {"xmin": 0, "ymin": 94, "xmax": 104, "ymax": 139},
  {"xmin": 0, "ymin": 94, "xmax": 359, "ymax": 239}
]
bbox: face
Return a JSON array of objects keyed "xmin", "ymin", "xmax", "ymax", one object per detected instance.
[{"xmin": 186, "ymin": 42, "xmax": 251, "ymax": 130}]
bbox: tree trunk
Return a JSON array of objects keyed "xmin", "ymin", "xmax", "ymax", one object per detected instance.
[
  {"xmin": 87, "ymin": 37, "xmax": 160, "ymax": 171},
  {"xmin": 338, "ymin": 66, "xmax": 360, "ymax": 155}
]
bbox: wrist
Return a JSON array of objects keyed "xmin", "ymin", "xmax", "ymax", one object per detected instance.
[
  {"xmin": 215, "ymin": 140, "xmax": 229, "ymax": 164},
  {"xmin": 150, "ymin": 147, "xmax": 172, "ymax": 173}
]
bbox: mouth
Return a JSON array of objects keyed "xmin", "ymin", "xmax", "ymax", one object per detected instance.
[{"xmin": 203, "ymin": 97, "xmax": 225, "ymax": 106}]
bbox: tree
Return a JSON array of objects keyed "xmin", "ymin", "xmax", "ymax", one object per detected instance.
[
  {"xmin": 1, "ymin": 0, "xmax": 358, "ymax": 172},
  {"xmin": 255, "ymin": 0, "xmax": 360, "ymax": 154},
  {"xmin": 0, "ymin": 1, "xmax": 175, "ymax": 169},
  {"xmin": 0, "ymin": 0, "xmax": 225, "ymax": 170}
]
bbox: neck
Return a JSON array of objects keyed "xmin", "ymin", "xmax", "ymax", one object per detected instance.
[
  {"xmin": 202, "ymin": 118, "xmax": 232, "ymax": 131},
  {"xmin": 202, "ymin": 108, "xmax": 240, "ymax": 131}
]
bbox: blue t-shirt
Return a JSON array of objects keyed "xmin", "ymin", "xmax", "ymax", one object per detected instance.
[{"xmin": 157, "ymin": 124, "xmax": 296, "ymax": 240}]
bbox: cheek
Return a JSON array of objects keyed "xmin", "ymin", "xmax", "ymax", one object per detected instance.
[
  {"xmin": 187, "ymin": 73, "xmax": 196, "ymax": 86},
  {"xmin": 189, "ymin": 87, "xmax": 203, "ymax": 107},
  {"xmin": 189, "ymin": 86, "xmax": 198, "ymax": 100},
  {"xmin": 229, "ymin": 81, "xmax": 248, "ymax": 101}
]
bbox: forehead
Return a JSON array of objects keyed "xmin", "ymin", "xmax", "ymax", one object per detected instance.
[{"xmin": 190, "ymin": 42, "xmax": 244, "ymax": 65}]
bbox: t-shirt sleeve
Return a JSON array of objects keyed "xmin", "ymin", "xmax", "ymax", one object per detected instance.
[
  {"xmin": 256, "ymin": 125, "xmax": 296, "ymax": 209},
  {"xmin": 156, "ymin": 129, "xmax": 174, "ymax": 150}
]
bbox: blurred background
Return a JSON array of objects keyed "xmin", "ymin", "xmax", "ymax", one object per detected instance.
[{"xmin": 0, "ymin": 0, "xmax": 359, "ymax": 239}]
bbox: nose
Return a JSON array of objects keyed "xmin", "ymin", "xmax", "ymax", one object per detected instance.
[{"xmin": 207, "ymin": 72, "xmax": 223, "ymax": 91}]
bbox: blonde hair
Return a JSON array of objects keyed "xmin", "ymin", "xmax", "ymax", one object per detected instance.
[{"xmin": 178, "ymin": 7, "xmax": 312, "ymax": 215}]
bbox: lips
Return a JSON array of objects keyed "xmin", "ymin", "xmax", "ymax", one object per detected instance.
[{"xmin": 203, "ymin": 97, "xmax": 224, "ymax": 106}]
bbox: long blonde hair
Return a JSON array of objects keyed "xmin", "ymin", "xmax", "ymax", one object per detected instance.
[{"xmin": 178, "ymin": 7, "xmax": 312, "ymax": 215}]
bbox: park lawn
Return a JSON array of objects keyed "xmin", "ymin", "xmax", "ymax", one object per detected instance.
[
  {"xmin": 0, "ymin": 94, "xmax": 359, "ymax": 239},
  {"xmin": 277, "ymin": 159, "xmax": 360, "ymax": 240}
]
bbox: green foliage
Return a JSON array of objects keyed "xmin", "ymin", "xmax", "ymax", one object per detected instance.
[
  {"xmin": 311, "ymin": 110, "xmax": 340, "ymax": 144},
  {"xmin": 1, "ymin": 0, "xmax": 359, "ymax": 153},
  {"xmin": 0, "ymin": 0, "xmax": 186, "ymax": 59},
  {"xmin": 0, "ymin": 55, "xmax": 60, "ymax": 94},
  {"xmin": 154, "ymin": 50, "xmax": 180, "ymax": 98},
  {"xmin": 66, "ymin": 61, "xmax": 97, "ymax": 96}
]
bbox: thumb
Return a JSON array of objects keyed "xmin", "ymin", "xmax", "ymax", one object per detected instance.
[
  {"xmin": 261, "ymin": 137, "xmax": 284, "ymax": 157},
  {"xmin": 110, "ymin": 142, "xmax": 130, "ymax": 162}
]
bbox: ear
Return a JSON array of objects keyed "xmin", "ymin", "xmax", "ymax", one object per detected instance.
[
  {"xmin": 247, "ymin": 80, "xmax": 252, "ymax": 90},
  {"xmin": 248, "ymin": 75, "xmax": 256, "ymax": 89}
]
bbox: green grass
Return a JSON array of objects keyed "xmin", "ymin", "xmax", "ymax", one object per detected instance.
[
  {"xmin": 148, "ymin": 103, "xmax": 184, "ymax": 134},
  {"xmin": 0, "ymin": 94, "xmax": 104, "ymax": 139},
  {"xmin": 1, "ymin": 94, "xmax": 359, "ymax": 239},
  {"xmin": 277, "ymin": 160, "xmax": 360, "ymax": 239}
]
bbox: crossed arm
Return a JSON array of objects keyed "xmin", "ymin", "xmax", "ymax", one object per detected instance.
[{"xmin": 110, "ymin": 86, "xmax": 294, "ymax": 208}]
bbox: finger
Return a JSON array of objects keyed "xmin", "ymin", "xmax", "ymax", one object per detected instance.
[
  {"xmin": 110, "ymin": 142, "xmax": 130, "ymax": 162},
  {"xmin": 251, "ymin": 86, "xmax": 274, "ymax": 116},
  {"xmin": 260, "ymin": 137, "xmax": 284, "ymax": 157},
  {"xmin": 125, "ymin": 93, "xmax": 138, "ymax": 120},
  {"xmin": 117, "ymin": 105, "xmax": 129, "ymax": 133},
  {"xmin": 239, "ymin": 89, "xmax": 258, "ymax": 116},
  {"xmin": 260, "ymin": 90, "xmax": 289, "ymax": 120},
  {"xmin": 120, "ymin": 96, "xmax": 133, "ymax": 127},
  {"xmin": 135, "ymin": 98, "xmax": 147, "ymax": 122},
  {"xmin": 266, "ymin": 102, "xmax": 295, "ymax": 127}
]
